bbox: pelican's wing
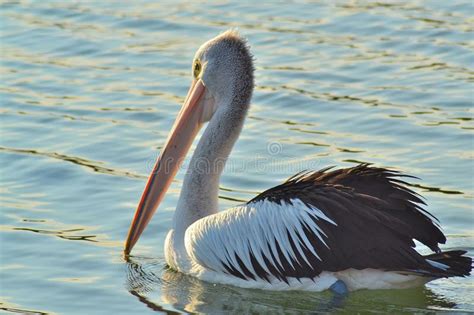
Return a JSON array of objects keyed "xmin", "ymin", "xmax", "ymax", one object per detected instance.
[{"xmin": 185, "ymin": 164, "xmax": 448, "ymax": 282}]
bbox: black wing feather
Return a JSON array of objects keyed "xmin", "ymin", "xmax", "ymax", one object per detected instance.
[{"xmin": 240, "ymin": 164, "xmax": 461, "ymax": 280}]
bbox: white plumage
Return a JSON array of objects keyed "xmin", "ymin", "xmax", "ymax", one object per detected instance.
[{"xmin": 184, "ymin": 198, "xmax": 336, "ymax": 278}]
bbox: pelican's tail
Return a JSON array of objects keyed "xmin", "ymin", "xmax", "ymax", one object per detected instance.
[{"xmin": 422, "ymin": 250, "xmax": 472, "ymax": 278}]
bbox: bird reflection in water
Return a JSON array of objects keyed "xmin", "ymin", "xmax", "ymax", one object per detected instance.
[{"xmin": 125, "ymin": 257, "xmax": 456, "ymax": 314}]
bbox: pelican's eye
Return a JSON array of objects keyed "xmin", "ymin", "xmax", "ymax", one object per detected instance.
[{"xmin": 193, "ymin": 60, "xmax": 202, "ymax": 78}]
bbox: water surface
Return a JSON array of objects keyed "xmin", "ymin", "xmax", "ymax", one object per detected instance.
[{"xmin": 1, "ymin": 1, "xmax": 473, "ymax": 314}]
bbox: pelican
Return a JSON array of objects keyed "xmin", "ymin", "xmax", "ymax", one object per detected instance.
[{"xmin": 124, "ymin": 30, "xmax": 471, "ymax": 292}]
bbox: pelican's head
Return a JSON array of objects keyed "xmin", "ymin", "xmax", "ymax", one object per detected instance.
[
  {"xmin": 192, "ymin": 29, "xmax": 254, "ymax": 114},
  {"xmin": 124, "ymin": 30, "xmax": 254, "ymax": 254}
]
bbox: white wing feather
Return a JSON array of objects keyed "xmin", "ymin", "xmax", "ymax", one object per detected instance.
[{"xmin": 184, "ymin": 198, "xmax": 336, "ymax": 279}]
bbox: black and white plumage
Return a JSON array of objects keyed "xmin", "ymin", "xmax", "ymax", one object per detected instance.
[
  {"xmin": 124, "ymin": 30, "xmax": 472, "ymax": 291},
  {"xmin": 186, "ymin": 165, "xmax": 470, "ymax": 285}
]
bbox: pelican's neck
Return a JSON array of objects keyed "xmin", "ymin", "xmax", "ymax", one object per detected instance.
[{"xmin": 172, "ymin": 94, "xmax": 250, "ymax": 239}]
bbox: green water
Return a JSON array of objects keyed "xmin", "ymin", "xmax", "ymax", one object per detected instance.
[{"xmin": 1, "ymin": 1, "xmax": 473, "ymax": 314}]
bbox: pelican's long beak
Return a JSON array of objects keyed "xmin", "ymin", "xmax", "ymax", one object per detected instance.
[{"xmin": 124, "ymin": 79, "xmax": 207, "ymax": 254}]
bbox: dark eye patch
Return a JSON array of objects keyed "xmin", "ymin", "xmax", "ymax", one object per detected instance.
[{"xmin": 193, "ymin": 60, "xmax": 202, "ymax": 78}]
